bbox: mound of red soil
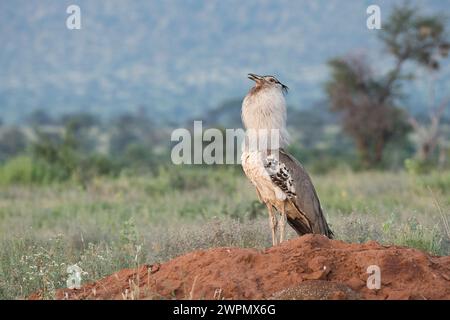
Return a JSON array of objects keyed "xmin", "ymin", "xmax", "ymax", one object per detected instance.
[{"xmin": 33, "ymin": 235, "xmax": 450, "ymax": 300}]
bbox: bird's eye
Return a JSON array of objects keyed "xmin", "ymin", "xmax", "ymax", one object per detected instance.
[{"xmin": 269, "ymin": 78, "xmax": 276, "ymax": 83}]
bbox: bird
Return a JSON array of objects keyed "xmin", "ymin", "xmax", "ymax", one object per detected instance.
[{"xmin": 241, "ymin": 73, "xmax": 333, "ymax": 246}]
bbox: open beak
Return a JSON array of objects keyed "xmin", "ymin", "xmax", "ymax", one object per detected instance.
[{"xmin": 248, "ymin": 73, "xmax": 263, "ymax": 82}]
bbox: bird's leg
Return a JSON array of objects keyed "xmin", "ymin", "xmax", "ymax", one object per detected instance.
[
  {"xmin": 266, "ymin": 203, "xmax": 278, "ymax": 246},
  {"xmin": 279, "ymin": 202, "xmax": 287, "ymax": 243}
]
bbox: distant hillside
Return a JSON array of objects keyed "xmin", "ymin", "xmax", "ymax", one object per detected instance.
[{"xmin": 1, "ymin": 0, "xmax": 449, "ymax": 124}]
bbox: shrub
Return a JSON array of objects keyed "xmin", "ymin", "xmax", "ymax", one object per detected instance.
[
  {"xmin": 0, "ymin": 156, "xmax": 67, "ymax": 185},
  {"xmin": 404, "ymin": 158, "xmax": 434, "ymax": 175}
]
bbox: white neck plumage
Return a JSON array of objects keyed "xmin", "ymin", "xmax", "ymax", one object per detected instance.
[{"xmin": 241, "ymin": 86, "xmax": 290, "ymax": 152}]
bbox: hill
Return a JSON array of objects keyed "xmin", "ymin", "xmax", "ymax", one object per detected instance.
[{"xmin": 2, "ymin": 0, "xmax": 449, "ymax": 123}]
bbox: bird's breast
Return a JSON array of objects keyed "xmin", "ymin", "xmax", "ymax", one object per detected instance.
[{"xmin": 241, "ymin": 151, "xmax": 287, "ymax": 202}]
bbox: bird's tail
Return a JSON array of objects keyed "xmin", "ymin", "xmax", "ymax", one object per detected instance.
[
  {"xmin": 325, "ymin": 223, "xmax": 334, "ymax": 239},
  {"xmin": 287, "ymin": 216, "xmax": 334, "ymax": 239}
]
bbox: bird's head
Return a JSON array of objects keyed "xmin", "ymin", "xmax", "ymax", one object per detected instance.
[{"xmin": 248, "ymin": 73, "xmax": 289, "ymax": 95}]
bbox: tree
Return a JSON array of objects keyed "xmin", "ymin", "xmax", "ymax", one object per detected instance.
[
  {"xmin": 408, "ymin": 94, "xmax": 449, "ymax": 163},
  {"xmin": 109, "ymin": 108, "xmax": 161, "ymax": 168},
  {"xmin": 326, "ymin": 55, "xmax": 411, "ymax": 167},
  {"xmin": 59, "ymin": 112, "xmax": 100, "ymax": 131},
  {"xmin": 58, "ymin": 112, "xmax": 100, "ymax": 153},
  {"xmin": 0, "ymin": 128, "xmax": 27, "ymax": 162},
  {"xmin": 26, "ymin": 109, "xmax": 54, "ymax": 126},
  {"xmin": 326, "ymin": 5, "xmax": 449, "ymax": 168}
]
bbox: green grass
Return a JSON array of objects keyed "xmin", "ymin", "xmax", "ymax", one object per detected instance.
[{"xmin": 0, "ymin": 167, "xmax": 449, "ymax": 299}]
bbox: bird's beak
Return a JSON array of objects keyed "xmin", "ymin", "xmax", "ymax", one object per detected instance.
[{"xmin": 248, "ymin": 73, "xmax": 263, "ymax": 83}]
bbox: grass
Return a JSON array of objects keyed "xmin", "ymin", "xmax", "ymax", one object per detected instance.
[{"xmin": 0, "ymin": 167, "xmax": 449, "ymax": 299}]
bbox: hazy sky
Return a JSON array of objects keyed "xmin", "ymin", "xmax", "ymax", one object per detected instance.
[{"xmin": 1, "ymin": 0, "xmax": 449, "ymax": 123}]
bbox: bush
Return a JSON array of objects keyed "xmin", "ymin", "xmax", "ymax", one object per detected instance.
[
  {"xmin": 0, "ymin": 156, "xmax": 67, "ymax": 185},
  {"xmin": 0, "ymin": 156, "xmax": 35, "ymax": 184},
  {"xmin": 416, "ymin": 171, "xmax": 450, "ymax": 194},
  {"xmin": 287, "ymin": 145, "xmax": 358, "ymax": 174},
  {"xmin": 141, "ymin": 166, "xmax": 239, "ymax": 195},
  {"xmin": 404, "ymin": 158, "xmax": 434, "ymax": 175}
]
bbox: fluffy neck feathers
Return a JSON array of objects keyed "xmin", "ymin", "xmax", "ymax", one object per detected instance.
[{"xmin": 241, "ymin": 86, "xmax": 290, "ymax": 150}]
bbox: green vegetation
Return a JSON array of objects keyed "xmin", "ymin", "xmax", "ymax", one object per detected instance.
[{"xmin": 0, "ymin": 167, "xmax": 449, "ymax": 299}]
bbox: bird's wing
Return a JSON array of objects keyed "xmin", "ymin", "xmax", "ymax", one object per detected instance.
[{"xmin": 264, "ymin": 149, "xmax": 333, "ymax": 238}]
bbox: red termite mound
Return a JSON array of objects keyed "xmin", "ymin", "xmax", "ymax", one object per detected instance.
[{"xmin": 31, "ymin": 234, "xmax": 450, "ymax": 300}]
